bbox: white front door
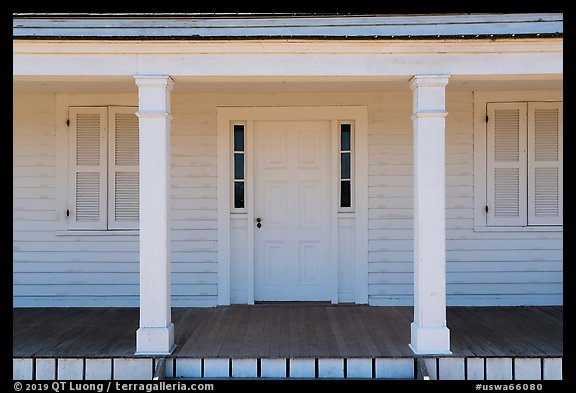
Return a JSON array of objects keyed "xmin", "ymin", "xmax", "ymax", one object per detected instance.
[{"xmin": 254, "ymin": 120, "xmax": 332, "ymax": 301}]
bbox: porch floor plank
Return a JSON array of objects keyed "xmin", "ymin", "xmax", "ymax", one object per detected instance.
[
  {"xmin": 448, "ymin": 307, "xmax": 489, "ymax": 357},
  {"xmin": 277, "ymin": 303, "xmax": 292, "ymax": 357},
  {"xmin": 358, "ymin": 306, "xmax": 412, "ymax": 357},
  {"xmin": 13, "ymin": 305, "xmax": 562, "ymax": 359},
  {"xmin": 94, "ymin": 309, "xmax": 135, "ymax": 356},
  {"xmin": 494, "ymin": 307, "xmax": 548, "ymax": 356},
  {"xmin": 264, "ymin": 306, "xmax": 282, "ymax": 358},
  {"xmin": 349, "ymin": 306, "xmax": 384, "ymax": 358},
  {"xmin": 241, "ymin": 306, "xmax": 269, "ymax": 358},
  {"xmin": 326, "ymin": 306, "xmax": 355, "ymax": 357},
  {"xmin": 197, "ymin": 307, "xmax": 233, "ymax": 358},
  {"xmin": 288, "ymin": 306, "xmax": 301, "ymax": 357},
  {"xmin": 293, "ymin": 306, "xmax": 309, "ymax": 358},
  {"xmin": 172, "ymin": 308, "xmax": 205, "ymax": 349},
  {"xmin": 255, "ymin": 307, "xmax": 276, "ymax": 358},
  {"xmin": 215, "ymin": 306, "xmax": 246, "ymax": 358},
  {"xmin": 176, "ymin": 306, "xmax": 223, "ymax": 357},
  {"xmin": 311, "ymin": 306, "xmax": 336, "ymax": 357}
]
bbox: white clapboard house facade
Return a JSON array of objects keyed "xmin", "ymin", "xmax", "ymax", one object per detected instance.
[{"xmin": 13, "ymin": 13, "xmax": 563, "ymax": 380}]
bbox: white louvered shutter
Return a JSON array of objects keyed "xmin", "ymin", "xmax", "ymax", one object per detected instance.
[
  {"xmin": 108, "ymin": 107, "xmax": 139, "ymax": 229},
  {"xmin": 486, "ymin": 103, "xmax": 528, "ymax": 226},
  {"xmin": 68, "ymin": 107, "xmax": 108, "ymax": 230},
  {"xmin": 528, "ymin": 102, "xmax": 563, "ymax": 226}
]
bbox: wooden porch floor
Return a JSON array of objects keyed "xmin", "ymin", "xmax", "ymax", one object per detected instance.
[{"xmin": 13, "ymin": 305, "xmax": 562, "ymax": 358}]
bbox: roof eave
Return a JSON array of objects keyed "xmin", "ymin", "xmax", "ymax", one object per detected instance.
[{"xmin": 12, "ymin": 32, "xmax": 563, "ymax": 40}]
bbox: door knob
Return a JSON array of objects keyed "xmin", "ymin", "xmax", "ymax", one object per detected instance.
[{"xmin": 256, "ymin": 218, "xmax": 262, "ymax": 228}]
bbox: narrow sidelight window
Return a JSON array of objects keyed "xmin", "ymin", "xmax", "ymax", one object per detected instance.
[
  {"xmin": 340, "ymin": 123, "xmax": 353, "ymax": 209},
  {"xmin": 233, "ymin": 124, "xmax": 245, "ymax": 209}
]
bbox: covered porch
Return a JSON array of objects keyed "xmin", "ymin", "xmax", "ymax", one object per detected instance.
[
  {"xmin": 12, "ymin": 70, "xmax": 564, "ymax": 358},
  {"xmin": 13, "ymin": 305, "xmax": 563, "ymax": 380},
  {"xmin": 13, "ymin": 16, "xmax": 563, "ymax": 381}
]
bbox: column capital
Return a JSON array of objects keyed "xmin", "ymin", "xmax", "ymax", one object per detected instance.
[
  {"xmin": 410, "ymin": 75, "xmax": 450, "ymax": 114},
  {"xmin": 134, "ymin": 75, "xmax": 174, "ymax": 91},
  {"xmin": 409, "ymin": 75, "xmax": 450, "ymax": 91},
  {"xmin": 134, "ymin": 75, "xmax": 173, "ymax": 115}
]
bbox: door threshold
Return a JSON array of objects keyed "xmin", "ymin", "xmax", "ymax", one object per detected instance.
[{"xmin": 254, "ymin": 301, "xmax": 332, "ymax": 307}]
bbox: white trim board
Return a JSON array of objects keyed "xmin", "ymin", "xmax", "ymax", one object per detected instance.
[
  {"xmin": 217, "ymin": 106, "xmax": 368, "ymax": 305},
  {"xmin": 13, "ymin": 39, "xmax": 563, "ymax": 55},
  {"xmin": 14, "ymin": 39, "xmax": 562, "ymax": 77}
]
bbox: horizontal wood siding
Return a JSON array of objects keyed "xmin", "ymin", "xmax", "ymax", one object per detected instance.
[
  {"xmin": 13, "ymin": 93, "xmax": 218, "ymax": 306},
  {"xmin": 13, "ymin": 91, "xmax": 562, "ymax": 307},
  {"xmin": 367, "ymin": 91, "xmax": 563, "ymax": 305},
  {"xmin": 170, "ymin": 96, "xmax": 218, "ymax": 305}
]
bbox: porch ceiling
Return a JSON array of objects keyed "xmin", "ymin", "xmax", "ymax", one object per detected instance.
[{"xmin": 12, "ymin": 74, "xmax": 562, "ymax": 93}]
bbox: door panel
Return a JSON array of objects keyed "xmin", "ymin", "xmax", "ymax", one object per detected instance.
[
  {"xmin": 263, "ymin": 181, "xmax": 287, "ymax": 228},
  {"xmin": 299, "ymin": 241, "xmax": 323, "ymax": 285},
  {"xmin": 262, "ymin": 241, "xmax": 288, "ymax": 285},
  {"xmin": 254, "ymin": 120, "xmax": 331, "ymax": 301}
]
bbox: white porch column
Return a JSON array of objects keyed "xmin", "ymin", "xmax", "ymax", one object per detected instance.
[
  {"xmin": 134, "ymin": 75, "xmax": 175, "ymax": 355},
  {"xmin": 409, "ymin": 75, "xmax": 452, "ymax": 355}
]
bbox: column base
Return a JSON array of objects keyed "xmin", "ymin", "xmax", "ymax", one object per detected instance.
[
  {"xmin": 409, "ymin": 322, "xmax": 452, "ymax": 355},
  {"xmin": 135, "ymin": 324, "xmax": 176, "ymax": 356}
]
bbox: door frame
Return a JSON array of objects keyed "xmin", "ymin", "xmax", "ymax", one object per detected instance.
[{"xmin": 217, "ymin": 106, "xmax": 368, "ymax": 305}]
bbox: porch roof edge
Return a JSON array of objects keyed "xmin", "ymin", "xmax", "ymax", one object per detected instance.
[{"xmin": 13, "ymin": 13, "xmax": 563, "ymax": 40}]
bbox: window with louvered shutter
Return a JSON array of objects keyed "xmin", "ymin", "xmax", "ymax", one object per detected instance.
[
  {"xmin": 486, "ymin": 103, "xmax": 528, "ymax": 226},
  {"xmin": 528, "ymin": 102, "xmax": 563, "ymax": 226},
  {"xmin": 67, "ymin": 106, "xmax": 139, "ymax": 231},
  {"xmin": 108, "ymin": 107, "xmax": 139, "ymax": 229},
  {"xmin": 68, "ymin": 107, "xmax": 108, "ymax": 230},
  {"xmin": 485, "ymin": 101, "xmax": 563, "ymax": 228}
]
